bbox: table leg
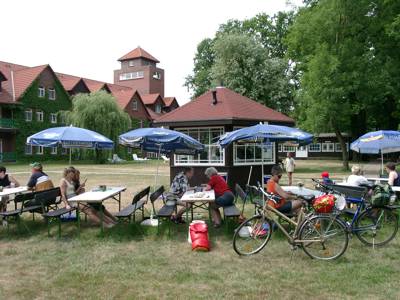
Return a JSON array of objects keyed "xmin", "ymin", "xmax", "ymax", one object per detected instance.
[
  {"xmin": 208, "ymin": 202, "xmax": 212, "ymax": 224},
  {"xmin": 100, "ymin": 202, "xmax": 104, "ymax": 236},
  {"xmin": 76, "ymin": 202, "xmax": 80, "ymax": 237},
  {"xmin": 186, "ymin": 203, "xmax": 189, "ymax": 229},
  {"xmin": 118, "ymin": 192, "xmax": 121, "ymax": 211}
]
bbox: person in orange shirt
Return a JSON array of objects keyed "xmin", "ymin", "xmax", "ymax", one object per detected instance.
[{"xmin": 266, "ymin": 165, "xmax": 303, "ymax": 214}]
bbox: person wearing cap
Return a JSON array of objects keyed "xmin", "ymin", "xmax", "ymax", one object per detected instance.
[
  {"xmin": 321, "ymin": 171, "xmax": 333, "ymax": 184},
  {"xmin": 347, "ymin": 165, "xmax": 369, "ymax": 187},
  {"xmin": 27, "ymin": 162, "xmax": 54, "ymax": 191}
]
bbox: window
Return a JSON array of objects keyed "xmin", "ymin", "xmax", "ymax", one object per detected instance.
[
  {"xmin": 308, "ymin": 143, "xmax": 321, "ymax": 152},
  {"xmin": 50, "ymin": 113, "xmax": 57, "ymax": 124},
  {"xmin": 282, "ymin": 145, "xmax": 296, "ymax": 152},
  {"xmin": 153, "ymin": 71, "xmax": 161, "ymax": 80},
  {"xmin": 60, "ymin": 113, "xmax": 66, "ymax": 124},
  {"xmin": 132, "ymin": 100, "xmax": 138, "ymax": 111},
  {"xmin": 335, "ymin": 143, "xmax": 349, "ymax": 152},
  {"xmin": 36, "ymin": 111, "xmax": 44, "ymax": 122},
  {"xmin": 48, "ymin": 88, "xmax": 56, "ymax": 100},
  {"xmin": 175, "ymin": 127, "xmax": 225, "ymax": 166},
  {"xmin": 128, "ymin": 60, "xmax": 135, "ymax": 67},
  {"xmin": 51, "ymin": 147, "xmax": 57, "ymax": 155},
  {"xmin": 155, "ymin": 104, "xmax": 161, "ymax": 114},
  {"xmin": 25, "ymin": 145, "xmax": 32, "ymax": 155},
  {"xmin": 38, "ymin": 86, "xmax": 45, "ymax": 98},
  {"xmin": 62, "ymin": 148, "xmax": 68, "ymax": 155},
  {"xmin": 36, "ymin": 146, "xmax": 44, "ymax": 155},
  {"xmin": 278, "ymin": 144, "xmax": 283, "ymax": 152},
  {"xmin": 25, "ymin": 110, "xmax": 32, "ymax": 122},
  {"xmin": 234, "ymin": 142, "xmax": 275, "ymax": 166},
  {"xmin": 322, "ymin": 142, "xmax": 335, "ymax": 152},
  {"xmin": 119, "ymin": 71, "xmax": 144, "ymax": 81}
]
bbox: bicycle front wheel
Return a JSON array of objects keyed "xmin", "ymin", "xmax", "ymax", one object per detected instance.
[
  {"xmin": 299, "ymin": 215, "xmax": 348, "ymax": 260},
  {"xmin": 354, "ymin": 208, "xmax": 398, "ymax": 247},
  {"xmin": 233, "ymin": 215, "xmax": 272, "ymax": 256}
]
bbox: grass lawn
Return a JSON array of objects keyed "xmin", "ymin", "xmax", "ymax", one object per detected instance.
[{"xmin": 0, "ymin": 160, "xmax": 399, "ymax": 299}]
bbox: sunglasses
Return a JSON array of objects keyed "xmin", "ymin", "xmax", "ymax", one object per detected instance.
[{"xmin": 277, "ymin": 174, "xmax": 282, "ymax": 179}]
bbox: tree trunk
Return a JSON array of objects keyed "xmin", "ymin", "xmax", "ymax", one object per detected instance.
[{"xmin": 335, "ymin": 129, "xmax": 349, "ymax": 170}]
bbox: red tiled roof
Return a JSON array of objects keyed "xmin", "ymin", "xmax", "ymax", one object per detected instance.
[
  {"xmin": 13, "ymin": 64, "xmax": 49, "ymax": 99},
  {"xmin": 106, "ymin": 83, "xmax": 132, "ymax": 94},
  {"xmin": 0, "ymin": 61, "xmax": 29, "ymax": 103},
  {"xmin": 154, "ymin": 87, "xmax": 294, "ymax": 124},
  {"xmin": 141, "ymin": 93, "xmax": 162, "ymax": 105},
  {"xmin": 83, "ymin": 78, "xmax": 109, "ymax": 92},
  {"xmin": 118, "ymin": 47, "xmax": 160, "ymax": 63},
  {"xmin": 146, "ymin": 107, "xmax": 161, "ymax": 121},
  {"xmin": 56, "ymin": 72, "xmax": 83, "ymax": 91},
  {"xmin": 163, "ymin": 97, "xmax": 178, "ymax": 107}
]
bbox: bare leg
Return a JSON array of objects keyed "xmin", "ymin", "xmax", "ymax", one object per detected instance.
[
  {"xmin": 79, "ymin": 204, "xmax": 116, "ymax": 227},
  {"xmin": 288, "ymin": 172, "xmax": 293, "ymax": 186},
  {"xmin": 103, "ymin": 209, "xmax": 118, "ymax": 222},
  {"xmin": 291, "ymin": 200, "xmax": 303, "ymax": 214},
  {"xmin": 209, "ymin": 203, "xmax": 222, "ymax": 226},
  {"xmin": 176, "ymin": 203, "xmax": 192, "ymax": 218}
]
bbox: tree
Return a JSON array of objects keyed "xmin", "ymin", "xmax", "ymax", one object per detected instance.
[
  {"xmin": 286, "ymin": 0, "xmax": 400, "ymax": 169},
  {"xmin": 66, "ymin": 91, "xmax": 131, "ymax": 161}
]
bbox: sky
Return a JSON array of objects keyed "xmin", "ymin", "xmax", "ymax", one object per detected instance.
[{"xmin": 1, "ymin": 0, "xmax": 302, "ymax": 105}]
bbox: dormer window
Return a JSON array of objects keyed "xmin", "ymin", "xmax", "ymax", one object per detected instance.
[
  {"xmin": 38, "ymin": 86, "xmax": 45, "ymax": 98},
  {"xmin": 153, "ymin": 72, "xmax": 161, "ymax": 80},
  {"xmin": 155, "ymin": 104, "xmax": 161, "ymax": 114},
  {"xmin": 132, "ymin": 100, "xmax": 138, "ymax": 111},
  {"xmin": 48, "ymin": 88, "xmax": 56, "ymax": 100}
]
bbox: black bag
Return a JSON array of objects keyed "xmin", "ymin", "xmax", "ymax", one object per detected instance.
[{"xmin": 370, "ymin": 184, "xmax": 392, "ymax": 207}]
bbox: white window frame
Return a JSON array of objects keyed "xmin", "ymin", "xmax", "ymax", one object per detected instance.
[
  {"xmin": 25, "ymin": 109, "xmax": 32, "ymax": 122},
  {"xmin": 308, "ymin": 143, "xmax": 321, "ymax": 152},
  {"xmin": 61, "ymin": 148, "xmax": 68, "ymax": 155},
  {"xmin": 48, "ymin": 88, "xmax": 56, "ymax": 100},
  {"xmin": 132, "ymin": 100, "xmax": 138, "ymax": 111},
  {"xmin": 51, "ymin": 147, "xmax": 57, "ymax": 155},
  {"xmin": 278, "ymin": 144, "xmax": 283, "ymax": 152},
  {"xmin": 36, "ymin": 146, "xmax": 44, "ymax": 155},
  {"xmin": 38, "ymin": 86, "xmax": 45, "ymax": 98},
  {"xmin": 282, "ymin": 145, "xmax": 296, "ymax": 152},
  {"xmin": 322, "ymin": 142, "xmax": 335, "ymax": 152},
  {"xmin": 155, "ymin": 104, "xmax": 162, "ymax": 114},
  {"xmin": 153, "ymin": 71, "xmax": 161, "ymax": 80},
  {"xmin": 50, "ymin": 113, "xmax": 57, "ymax": 124},
  {"xmin": 233, "ymin": 142, "xmax": 275, "ymax": 166},
  {"xmin": 174, "ymin": 127, "xmax": 225, "ymax": 166},
  {"xmin": 119, "ymin": 71, "xmax": 144, "ymax": 81},
  {"xmin": 25, "ymin": 144, "xmax": 32, "ymax": 155},
  {"xmin": 36, "ymin": 111, "xmax": 44, "ymax": 122},
  {"xmin": 128, "ymin": 60, "xmax": 135, "ymax": 67}
]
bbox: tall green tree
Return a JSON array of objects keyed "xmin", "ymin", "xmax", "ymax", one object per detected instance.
[
  {"xmin": 66, "ymin": 91, "xmax": 131, "ymax": 161},
  {"xmin": 286, "ymin": 0, "xmax": 400, "ymax": 168}
]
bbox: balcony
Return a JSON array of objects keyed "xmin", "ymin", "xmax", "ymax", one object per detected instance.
[
  {"xmin": 0, "ymin": 118, "xmax": 16, "ymax": 129},
  {"xmin": 0, "ymin": 152, "xmax": 16, "ymax": 162}
]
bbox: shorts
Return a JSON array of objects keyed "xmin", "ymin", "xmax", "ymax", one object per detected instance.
[
  {"xmin": 277, "ymin": 201, "xmax": 292, "ymax": 214},
  {"xmin": 215, "ymin": 191, "xmax": 234, "ymax": 207}
]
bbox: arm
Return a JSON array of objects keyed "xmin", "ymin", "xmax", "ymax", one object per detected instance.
[
  {"xmin": 26, "ymin": 175, "xmax": 36, "ymax": 190},
  {"xmin": 9, "ymin": 175, "xmax": 20, "ymax": 187},
  {"xmin": 274, "ymin": 183, "xmax": 296, "ymax": 200},
  {"xmin": 59, "ymin": 180, "xmax": 71, "ymax": 209},
  {"xmin": 388, "ymin": 172, "xmax": 396, "ymax": 186},
  {"xmin": 205, "ymin": 184, "xmax": 212, "ymax": 191}
]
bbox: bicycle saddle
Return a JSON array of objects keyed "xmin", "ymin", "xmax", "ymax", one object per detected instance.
[{"xmin": 299, "ymin": 195, "xmax": 315, "ymax": 202}]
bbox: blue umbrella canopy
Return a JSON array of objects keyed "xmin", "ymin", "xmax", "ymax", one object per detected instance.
[
  {"xmin": 26, "ymin": 126, "xmax": 114, "ymax": 149},
  {"xmin": 350, "ymin": 130, "xmax": 400, "ymax": 154},
  {"xmin": 119, "ymin": 127, "xmax": 204, "ymax": 155},
  {"xmin": 218, "ymin": 124, "xmax": 313, "ymax": 148}
]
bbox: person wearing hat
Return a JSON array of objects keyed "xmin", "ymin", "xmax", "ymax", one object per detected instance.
[
  {"xmin": 321, "ymin": 171, "xmax": 333, "ymax": 184},
  {"xmin": 27, "ymin": 162, "xmax": 54, "ymax": 191},
  {"xmin": 347, "ymin": 165, "xmax": 369, "ymax": 187}
]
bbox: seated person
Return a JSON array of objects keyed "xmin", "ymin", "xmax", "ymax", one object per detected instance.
[
  {"xmin": 168, "ymin": 167, "xmax": 194, "ymax": 224},
  {"xmin": 321, "ymin": 171, "xmax": 333, "ymax": 184},
  {"xmin": 60, "ymin": 167, "xmax": 117, "ymax": 228},
  {"xmin": 385, "ymin": 162, "xmax": 400, "ymax": 186},
  {"xmin": 0, "ymin": 166, "xmax": 20, "ymax": 212},
  {"xmin": 204, "ymin": 167, "xmax": 234, "ymax": 228},
  {"xmin": 266, "ymin": 165, "xmax": 303, "ymax": 214},
  {"xmin": 27, "ymin": 162, "xmax": 54, "ymax": 191},
  {"xmin": 347, "ymin": 165, "xmax": 369, "ymax": 186}
]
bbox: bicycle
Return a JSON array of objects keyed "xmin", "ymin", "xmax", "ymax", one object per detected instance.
[
  {"xmin": 313, "ymin": 179, "xmax": 399, "ymax": 247},
  {"xmin": 233, "ymin": 184, "xmax": 349, "ymax": 260}
]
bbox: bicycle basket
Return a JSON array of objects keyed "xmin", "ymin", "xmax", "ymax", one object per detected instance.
[{"xmin": 313, "ymin": 194, "xmax": 335, "ymax": 213}]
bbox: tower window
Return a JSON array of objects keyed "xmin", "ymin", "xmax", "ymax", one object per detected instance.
[
  {"xmin": 153, "ymin": 72, "xmax": 161, "ymax": 80},
  {"xmin": 119, "ymin": 71, "xmax": 144, "ymax": 81},
  {"xmin": 128, "ymin": 60, "xmax": 135, "ymax": 67}
]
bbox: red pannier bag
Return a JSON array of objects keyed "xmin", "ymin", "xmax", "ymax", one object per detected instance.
[
  {"xmin": 313, "ymin": 194, "xmax": 335, "ymax": 213},
  {"xmin": 189, "ymin": 222, "xmax": 210, "ymax": 251}
]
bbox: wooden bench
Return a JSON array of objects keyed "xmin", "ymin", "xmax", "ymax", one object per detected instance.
[{"xmin": 115, "ymin": 186, "xmax": 150, "ymax": 223}]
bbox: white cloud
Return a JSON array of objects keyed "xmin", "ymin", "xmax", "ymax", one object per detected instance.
[{"xmin": 1, "ymin": 0, "xmax": 301, "ymax": 105}]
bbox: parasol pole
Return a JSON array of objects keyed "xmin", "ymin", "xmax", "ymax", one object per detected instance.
[
  {"xmin": 154, "ymin": 144, "xmax": 161, "ymax": 190},
  {"xmin": 69, "ymin": 148, "xmax": 72, "ymax": 165},
  {"xmin": 381, "ymin": 151, "xmax": 384, "ymax": 175}
]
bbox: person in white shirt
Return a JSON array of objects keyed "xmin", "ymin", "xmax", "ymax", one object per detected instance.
[
  {"xmin": 284, "ymin": 152, "xmax": 296, "ymax": 186},
  {"xmin": 347, "ymin": 165, "xmax": 369, "ymax": 186},
  {"xmin": 385, "ymin": 162, "xmax": 400, "ymax": 186}
]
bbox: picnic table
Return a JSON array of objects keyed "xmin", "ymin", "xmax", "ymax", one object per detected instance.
[
  {"xmin": 68, "ymin": 186, "xmax": 126, "ymax": 234},
  {"xmin": 180, "ymin": 189, "xmax": 215, "ymax": 225},
  {"xmin": 282, "ymin": 186, "xmax": 323, "ymax": 197},
  {"xmin": 0, "ymin": 186, "xmax": 28, "ymax": 197},
  {"xmin": 366, "ymin": 177, "xmax": 389, "ymax": 183}
]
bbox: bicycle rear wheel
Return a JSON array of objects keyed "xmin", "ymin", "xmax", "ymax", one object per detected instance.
[
  {"xmin": 233, "ymin": 215, "xmax": 272, "ymax": 256},
  {"xmin": 299, "ymin": 215, "xmax": 348, "ymax": 260},
  {"xmin": 354, "ymin": 207, "xmax": 398, "ymax": 247}
]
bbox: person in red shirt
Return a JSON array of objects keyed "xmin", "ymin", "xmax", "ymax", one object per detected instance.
[
  {"xmin": 204, "ymin": 167, "xmax": 234, "ymax": 228},
  {"xmin": 266, "ymin": 165, "xmax": 302, "ymax": 214}
]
